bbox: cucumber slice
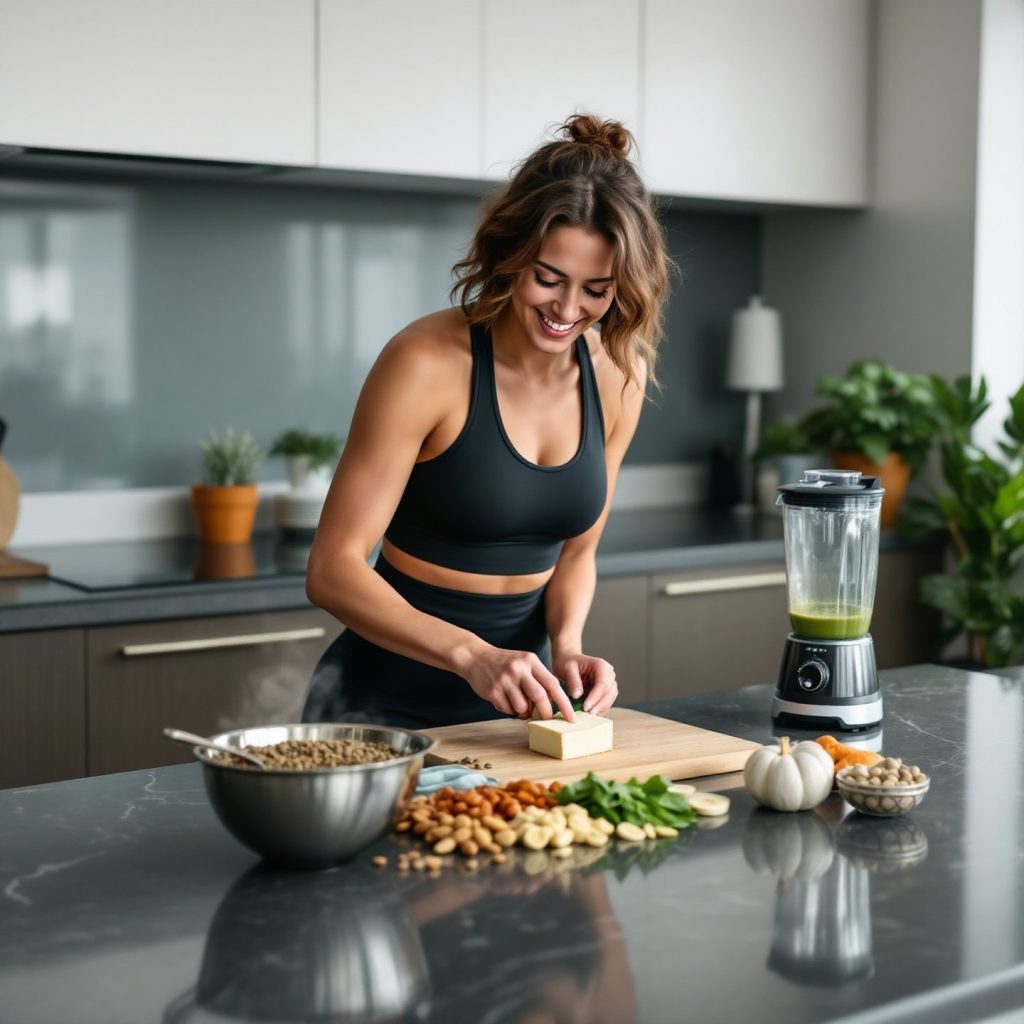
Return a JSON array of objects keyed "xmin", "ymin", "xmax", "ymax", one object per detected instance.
[{"xmin": 687, "ymin": 792, "xmax": 731, "ymax": 817}]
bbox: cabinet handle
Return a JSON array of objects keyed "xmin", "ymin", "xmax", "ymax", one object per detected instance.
[
  {"xmin": 660, "ymin": 571, "xmax": 787, "ymax": 597},
  {"xmin": 121, "ymin": 627, "xmax": 327, "ymax": 657}
]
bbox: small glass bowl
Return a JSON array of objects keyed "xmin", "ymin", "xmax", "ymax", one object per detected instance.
[{"xmin": 836, "ymin": 766, "xmax": 930, "ymax": 817}]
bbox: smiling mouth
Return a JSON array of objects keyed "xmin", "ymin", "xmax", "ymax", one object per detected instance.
[{"xmin": 537, "ymin": 310, "xmax": 579, "ymax": 335}]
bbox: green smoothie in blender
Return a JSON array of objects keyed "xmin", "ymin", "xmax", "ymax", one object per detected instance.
[{"xmin": 789, "ymin": 603, "xmax": 873, "ymax": 640}]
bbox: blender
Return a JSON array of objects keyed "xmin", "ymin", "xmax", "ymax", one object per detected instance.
[{"xmin": 772, "ymin": 470, "xmax": 884, "ymax": 731}]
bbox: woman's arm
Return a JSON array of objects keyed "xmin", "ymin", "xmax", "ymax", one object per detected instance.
[
  {"xmin": 306, "ymin": 323, "xmax": 574, "ymax": 721},
  {"xmin": 544, "ymin": 355, "xmax": 647, "ymax": 714}
]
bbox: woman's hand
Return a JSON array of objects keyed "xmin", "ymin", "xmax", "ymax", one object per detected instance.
[
  {"xmin": 461, "ymin": 646, "xmax": 576, "ymax": 721},
  {"xmin": 553, "ymin": 650, "xmax": 618, "ymax": 715}
]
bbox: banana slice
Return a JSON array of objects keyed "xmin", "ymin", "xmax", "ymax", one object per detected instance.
[
  {"xmin": 687, "ymin": 792, "xmax": 731, "ymax": 817},
  {"xmin": 668, "ymin": 782, "xmax": 696, "ymax": 796}
]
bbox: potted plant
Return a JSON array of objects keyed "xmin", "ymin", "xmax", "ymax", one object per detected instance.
[
  {"xmin": 191, "ymin": 428, "xmax": 264, "ymax": 544},
  {"xmin": 801, "ymin": 359, "xmax": 940, "ymax": 528},
  {"xmin": 752, "ymin": 417, "xmax": 821, "ymax": 513},
  {"xmin": 269, "ymin": 429, "xmax": 342, "ymax": 493},
  {"xmin": 901, "ymin": 377, "xmax": 1024, "ymax": 668}
]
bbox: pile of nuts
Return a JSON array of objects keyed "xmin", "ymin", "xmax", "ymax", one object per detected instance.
[
  {"xmin": 382, "ymin": 779, "xmax": 679, "ymax": 874},
  {"xmin": 217, "ymin": 737, "xmax": 399, "ymax": 770},
  {"xmin": 837, "ymin": 756, "xmax": 929, "ymax": 816},
  {"xmin": 839, "ymin": 756, "xmax": 927, "ymax": 788}
]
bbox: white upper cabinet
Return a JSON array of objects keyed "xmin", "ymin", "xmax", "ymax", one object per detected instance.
[
  {"xmin": 0, "ymin": 0, "xmax": 315, "ymax": 165},
  {"xmin": 319, "ymin": 0, "xmax": 482, "ymax": 178},
  {"xmin": 0, "ymin": 1, "xmax": 870, "ymax": 208},
  {"xmin": 481, "ymin": 0, "xmax": 640, "ymax": 179},
  {"xmin": 641, "ymin": 0, "xmax": 870, "ymax": 206}
]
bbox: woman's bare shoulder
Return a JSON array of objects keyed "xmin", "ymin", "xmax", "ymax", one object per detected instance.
[
  {"xmin": 583, "ymin": 327, "xmax": 646, "ymax": 399},
  {"xmin": 372, "ymin": 308, "xmax": 471, "ymax": 381},
  {"xmin": 392, "ymin": 308, "xmax": 470, "ymax": 355}
]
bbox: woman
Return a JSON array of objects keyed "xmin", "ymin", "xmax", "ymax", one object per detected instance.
[{"xmin": 303, "ymin": 114, "xmax": 671, "ymax": 729}]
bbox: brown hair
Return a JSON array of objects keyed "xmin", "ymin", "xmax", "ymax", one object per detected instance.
[{"xmin": 451, "ymin": 114, "xmax": 673, "ymax": 391}]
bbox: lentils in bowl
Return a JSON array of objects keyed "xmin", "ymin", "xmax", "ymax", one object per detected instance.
[
  {"xmin": 194, "ymin": 723, "xmax": 436, "ymax": 868},
  {"xmin": 836, "ymin": 756, "xmax": 929, "ymax": 817},
  {"xmin": 214, "ymin": 737, "xmax": 402, "ymax": 770}
]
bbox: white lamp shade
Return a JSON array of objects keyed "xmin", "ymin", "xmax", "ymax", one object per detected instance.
[{"xmin": 726, "ymin": 295, "xmax": 784, "ymax": 392}]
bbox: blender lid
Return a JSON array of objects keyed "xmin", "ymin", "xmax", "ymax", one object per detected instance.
[{"xmin": 777, "ymin": 469, "xmax": 884, "ymax": 507}]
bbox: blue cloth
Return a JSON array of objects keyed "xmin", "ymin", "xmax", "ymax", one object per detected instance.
[{"xmin": 416, "ymin": 765, "xmax": 498, "ymax": 796}]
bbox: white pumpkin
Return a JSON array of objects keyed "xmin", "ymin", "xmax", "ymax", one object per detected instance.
[{"xmin": 743, "ymin": 736, "xmax": 834, "ymax": 812}]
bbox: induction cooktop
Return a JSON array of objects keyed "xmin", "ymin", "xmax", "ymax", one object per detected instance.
[{"xmin": 33, "ymin": 532, "xmax": 313, "ymax": 592}]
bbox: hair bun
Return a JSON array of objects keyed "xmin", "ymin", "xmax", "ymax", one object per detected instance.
[{"xmin": 561, "ymin": 113, "xmax": 633, "ymax": 160}]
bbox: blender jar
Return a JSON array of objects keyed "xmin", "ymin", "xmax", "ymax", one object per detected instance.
[{"xmin": 777, "ymin": 471, "xmax": 884, "ymax": 640}]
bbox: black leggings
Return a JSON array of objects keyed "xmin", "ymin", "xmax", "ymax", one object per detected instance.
[{"xmin": 302, "ymin": 556, "xmax": 550, "ymax": 729}]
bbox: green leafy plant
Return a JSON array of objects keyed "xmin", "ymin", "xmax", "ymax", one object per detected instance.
[
  {"xmin": 269, "ymin": 429, "xmax": 342, "ymax": 471},
  {"xmin": 199, "ymin": 428, "xmax": 263, "ymax": 486},
  {"xmin": 901, "ymin": 377, "xmax": 1024, "ymax": 667},
  {"xmin": 754, "ymin": 416, "xmax": 815, "ymax": 462},
  {"xmin": 556, "ymin": 772, "xmax": 698, "ymax": 829},
  {"xmin": 801, "ymin": 359, "xmax": 940, "ymax": 473}
]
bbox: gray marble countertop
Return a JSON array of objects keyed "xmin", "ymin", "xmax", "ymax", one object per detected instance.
[
  {"xmin": 0, "ymin": 507, "xmax": 932, "ymax": 633},
  {"xmin": 4, "ymin": 663, "xmax": 1023, "ymax": 1024}
]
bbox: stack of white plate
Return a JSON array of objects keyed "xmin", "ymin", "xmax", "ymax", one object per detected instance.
[{"xmin": 274, "ymin": 491, "xmax": 326, "ymax": 531}]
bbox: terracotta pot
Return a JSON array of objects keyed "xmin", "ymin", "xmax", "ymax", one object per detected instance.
[
  {"xmin": 829, "ymin": 451, "xmax": 910, "ymax": 530},
  {"xmin": 190, "ymin": 483, "xmax": 259, "ymax": 544}
]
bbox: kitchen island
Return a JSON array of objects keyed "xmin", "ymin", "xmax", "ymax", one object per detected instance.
[{"xmin": 3, "ymin": 664, "xmax": 1023, "ymax": 1024}]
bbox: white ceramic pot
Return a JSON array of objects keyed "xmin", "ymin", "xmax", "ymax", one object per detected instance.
[{"xmin": 285, "ymin": 456, "xmax": 332, "ymax": 494}]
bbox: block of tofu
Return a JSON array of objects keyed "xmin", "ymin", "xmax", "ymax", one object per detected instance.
[{"xmin": 527, "ymin": 712, "xmax": 613, "ymax": 760}]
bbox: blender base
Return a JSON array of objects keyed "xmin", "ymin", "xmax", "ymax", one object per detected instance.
[
  {"xmin": 772, "ymin": 633, "xmax": 884, "ymax": 732},
  {"xmin": 772, "ymin": 693, "xmax": 884, "ymax": 732}
]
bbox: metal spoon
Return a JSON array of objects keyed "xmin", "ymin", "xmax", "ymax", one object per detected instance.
[{"xmin": 163, "ymin": 727, "xmax": 269, "ymax": 769}]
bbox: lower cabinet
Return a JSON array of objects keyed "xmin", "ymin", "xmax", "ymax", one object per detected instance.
[
  {"xmin": 86, "ymin": 608, "xmax": 339, "ymax": 776},
  {"xmin": 582, "ymin": 575, "xmax": 649, "ymax": 704},
  {"xmin": 0, "ymin": 628, "xmax": 87, "ymax": 788},
  {"xmin": 588, "ymin": 548, "xmax": 944, "ymax": 702},
  {"xmin": 872, "ymin": 548, "xmax": 944, "ymax": 668},
  {"xmin": 649, "ymin": 563, "xmax": 791, "ymax": 698}
]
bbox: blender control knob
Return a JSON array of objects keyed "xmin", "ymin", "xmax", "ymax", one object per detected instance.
[{"xmin": 797, "ymin": 659, "xmax": 829, "ymax": 692}]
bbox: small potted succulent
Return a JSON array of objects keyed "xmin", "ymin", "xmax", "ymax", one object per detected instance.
[
  {"xmin": 800, "ymin": 359, "xmax": 940, "ymax": 528},
  {"xmin": 191, "ymin": 428, "xmax": 264, "ymax": 544},
  {"xmin": 754, "ymin": 416, "xmax": 821, "ymax": 510},
  {"xmin": 269, "ymin": 429, "xmax": 342, "ymax": 494}
]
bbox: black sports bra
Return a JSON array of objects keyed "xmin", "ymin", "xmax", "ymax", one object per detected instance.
[{"xmin": 384, "ymin": 322, "xmax": 608, "ymax": 575}]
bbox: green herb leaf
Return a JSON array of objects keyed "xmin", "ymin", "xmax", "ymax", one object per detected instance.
[{"xmin": 556, "ymin": 772, "xmax": 698, "ymax": 830}]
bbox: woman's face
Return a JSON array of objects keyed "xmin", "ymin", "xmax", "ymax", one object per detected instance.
[{"xmin": 504, "ymin": 225, "xmax": 616, "ymax": 354}]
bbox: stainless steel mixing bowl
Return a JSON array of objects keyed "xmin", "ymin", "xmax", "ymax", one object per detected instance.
[{"xmin": 194, "ymin": 723, "xmax": 435, "ymax": 869}]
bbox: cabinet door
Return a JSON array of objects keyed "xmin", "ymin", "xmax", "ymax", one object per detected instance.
[
  {"xmin": 0, "ymin": 0, "xmax": 315, "ymax": 164},
  {"xmin": 0, "ymin": 629, "xmax": 86, "ymax": 788},
  {"xmin": 649, "ymin": 563, "xmax": 790, "ymax": 699},
  {"xmin": 481, "ymin": 0, "xmax": 640, "ymax": 179},
  {"xmin": 641, "ymin": 0, "xmax": 869, "ymax": 206},
  {"xmin": 319, "ymin": 0, "xmax": 481, "ymax": 177},
  {"xmin": 582, "ymin": 575, "xmax": 649, "ymax": 704},
  {"xmin": 873, "ymin": 548, "xmax": 944, "ymax": 668},
  {"xmin": 86, "ymin": 608, "xmax": 338, "ymax": 776}
]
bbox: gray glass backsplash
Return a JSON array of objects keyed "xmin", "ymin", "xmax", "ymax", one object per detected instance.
[{"xmin": 0, "ymin": 172, "xmax": 758, "ymax": 492}]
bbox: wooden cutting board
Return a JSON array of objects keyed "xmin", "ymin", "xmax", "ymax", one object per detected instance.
[{"xmin": 421, "ymin": 708, "xmax": 761, "ymax": 785}]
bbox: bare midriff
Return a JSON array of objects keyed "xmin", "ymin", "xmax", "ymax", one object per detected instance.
[{"xmin": 381, "ymin": 539, "xmax": 555, "ymax": 595}]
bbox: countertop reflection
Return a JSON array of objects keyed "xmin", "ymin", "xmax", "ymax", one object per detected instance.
[{"xmin": 3, "ymin": 664, "xmax": 1024, "ymax": 1023}]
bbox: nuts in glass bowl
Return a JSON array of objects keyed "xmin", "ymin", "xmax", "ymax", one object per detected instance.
[{"xmin": 836, "ymin": 756, "xmax": 929, "ymax": 817}]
